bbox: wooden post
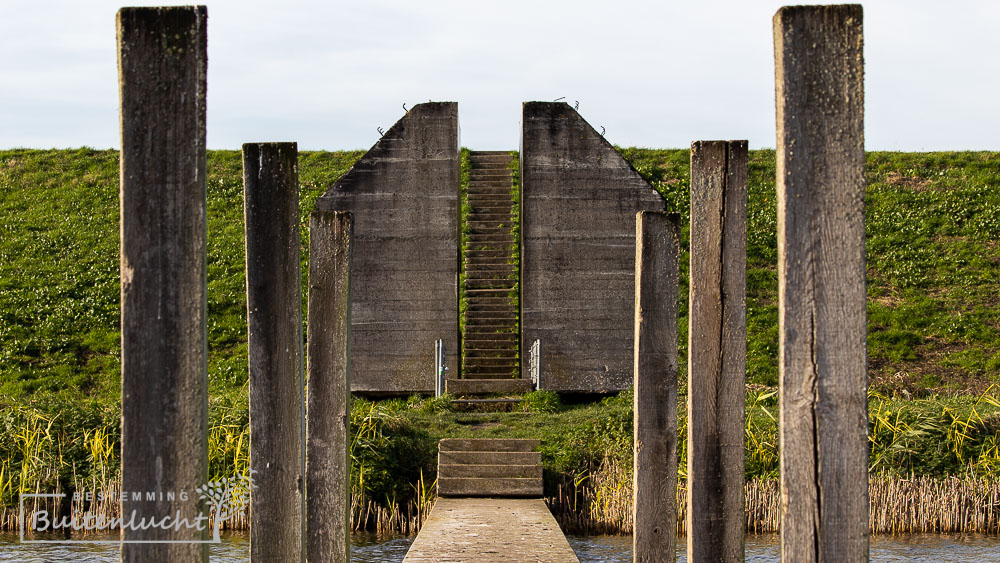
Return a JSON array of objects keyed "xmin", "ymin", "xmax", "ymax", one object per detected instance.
[
  {"xmin": 117, "ymin": 6, "xmax": 208, "ymax": 561},
  {"xmin": 244, "ymin": 143, "xmax": 304, "ymax": 562},
  {"xmin": 687, "ymin": 140, "xmax": 747, "ymax": 563},
  {"xmin": 774, "ymin": 5, "xmax": 868, "ymax": 562},
  {"xmin": 306, "ymin": 211, "xmax": 352, "ymax": 563},
  {"xmin": 633, "ymin": 211, "xmax": 680, "ymax": 563}
]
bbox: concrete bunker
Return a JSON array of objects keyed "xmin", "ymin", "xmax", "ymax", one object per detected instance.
[
  {"xmin": 315, "ymin": 102, "xmax": 460, "ymax": 394},
  {"xmin": 519, "ymin": 101, "xmax": 667, "ymax": 392}
]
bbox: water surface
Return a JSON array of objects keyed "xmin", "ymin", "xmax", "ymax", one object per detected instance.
[{"xmin": 3, "ymin": 531, "xmax": 1000, "ymax": 561}]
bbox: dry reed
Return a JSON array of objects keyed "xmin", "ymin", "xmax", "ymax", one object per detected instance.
[
  {"xmin": 546, "ymin": 460, "xmax": 1000, "ymax": 536},
  {"xmin": 5, "ymin": 472, "xmax": 1000, "ymax": 536},
  {"xmin": 2, "ymin": 472, "xmax": 434, "ymax": 536}
]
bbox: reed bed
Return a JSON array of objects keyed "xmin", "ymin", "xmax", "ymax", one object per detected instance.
[
  {"xmin": 546, "ymin": 461, "xmax": 1000, "ymax": 535},
  {"xmin": 6, "ymin": 472, "xmax": 1000, "ymax": 536},
  {"xmin": 349, "ymin": 471, "xmax": 435, "ymax": 535},
  {"xmin": 869, "ymin": 473, "xmax": 1000, "ymax": 534},
  {"xmin": 1, "ymin": 473, "xmax": 433, "ymax": 536},
  {"xmin": 5, "ymin": 389, "xmax": 1000, "ymax": 536}
]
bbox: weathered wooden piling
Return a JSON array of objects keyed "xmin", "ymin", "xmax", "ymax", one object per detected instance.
[
  {"xmin": 687, "ymin": 140, "xmax": 748, "ymax": 563},
  {"xmin": 774, "ymin": 5, "xmax": 868, "ymax": 562},
  {"xmin": 633, "ymin": 211, "xmax": 680, "ymax": 563},
  {"xmin": 306, "ymin": 211, "xmax": 353, "ymax": 563},
  {"xmin": 244, "ymin": 143, "xmax": 304, "ymax": 562},
  {"xmin": 117, "ymin": 6, "xmax": 208, "ymax": 561}
]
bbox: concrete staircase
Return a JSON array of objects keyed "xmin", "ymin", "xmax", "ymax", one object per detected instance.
[
  {"xmin": 437, "ymin": 439, "xmax": 543, "ymax": 497},
  {"xmin": 453, "ymin": 151, "xmax": 530, "ymax": 397}
]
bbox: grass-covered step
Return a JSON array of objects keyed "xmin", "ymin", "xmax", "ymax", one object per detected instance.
[
  {"xmin": 467, "ymin": 211, "xmax": 514, "ymax": 219},
  {"xmin": 464, "ymin": 301, "xmax": 514, "ymax": 308},
  {"xmin": 465, "ymin": 259, "xmax": 516, "ymax": 268},
  {"xmin": 462, "ymin": 367, "xmax": 519, "ymax": 377},
  {"xmin": 464, "ymin": 280, "xmax": 516, "ymax": 290},
  {"xmin": 462, "ymin": 149, "xmax": 520, "ymax": 400},
  {"xmin": 464, "ymin": 364, "xmax": 517, "ymax": 372},
  {"xmin": 438, "ymin": 464, "xmax": 542, "ymax": 479},
  {"xmin": 465, "ymin": 350, "xmax": 517, "ymax": 363},
  {"xmin": 466, "ymin": 318, "xmax": 517, "ymax": 326},
  {"xmin": 461, "ymin": 367, "xmax": 519, "ymax": 377},
  {"xmin": 444, "ymin": 378, "xmax": 532, "ymax": 395},
  {"xmin": 439, "ymin": 438, "xmax": 540, "ymax": 452}
]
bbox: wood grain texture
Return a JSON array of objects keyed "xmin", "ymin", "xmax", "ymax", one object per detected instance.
[
  {"xmin": 774, "ymin": 5, "xmax": 868, "ymax": 562},
  {"xmin": 306, "ymin": 212, "xmax": 352, "ymax": 563},
  {"xmin": 633, "ymin": 211, "xmax": 680, "ymax": 562},
  {"xmin": 687, "ymin": 140, "xmax": 748, "ymax": 563},
  {"xmin": 243, "ymin": 143, "xmax": 305, "ymax": 562},
  {"xmin": 117, "ymin": 6, "xmax": 208, "ymax": 561}
]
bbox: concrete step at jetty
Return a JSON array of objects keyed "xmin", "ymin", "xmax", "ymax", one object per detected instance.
[
  {"xmin": 439, "ymin": 450, "xmax": 541, "ymax": 467},
  {"xmin": 437, "ymin": 439, "xmax": 543, "ymax": 498},
  {"xmin": 439, "ymin": 464, "xmax": 542, "ymax": 479},
  {"xmin": 436, "ymin": 478, "xmax": 540, "ymax": 497}
]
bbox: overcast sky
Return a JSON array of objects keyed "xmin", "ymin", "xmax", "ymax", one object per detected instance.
[{"xmin": 2, "ymin": 0, "xmax": 997, "ymax": 151}]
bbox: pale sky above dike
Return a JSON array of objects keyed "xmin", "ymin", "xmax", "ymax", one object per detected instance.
[{"xmin": 1, "ymin": 0, "xmax": 997, "ymax": 151}]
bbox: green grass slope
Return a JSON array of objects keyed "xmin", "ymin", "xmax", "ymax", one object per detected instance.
[
  {"xmin": 621, "ymin": 148, "xmax": 1000, "ymax": 396},
  {"xmin": 1, "ymin": 149, "xmax": 998, "ymax": 405},
  {"xmin": 0, "ymin": 149, "xmax": 363, "ymax": 403}
]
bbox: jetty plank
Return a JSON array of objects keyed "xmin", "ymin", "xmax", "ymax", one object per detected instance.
[
  {"xmin": 244, "ymin": 142, "xmax": 305, "ymax": 562},
  {"xmin": 306, "ymin": 211, "xmax": 353, "ymax": 563},
  {"xmin": 687, "ymin": 140, "xmax": 747, "ymax": 563},
  {"xmin": 633, "ymin": 211, "xmax": 681, "ymax": 562},
  {"xmin": 118, "ymin": 6, "xmax": 208, "ymax": 561},
  {"xmin": 402, "ymin": 498, "xmax": 578, "ymax": 562},
  {"xmin": 774, "ymin": 5, "xmax": 869, "ymax": 562}
]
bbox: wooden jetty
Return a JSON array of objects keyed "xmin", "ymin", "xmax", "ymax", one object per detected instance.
[{"xmin": 403, "ymin": 439, "xmax": 578, "ymax": 562}]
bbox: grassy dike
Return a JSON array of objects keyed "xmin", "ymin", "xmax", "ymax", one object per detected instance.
[{"xmin": 1, "ymin": 148, "xmax": 1000, "ymax": 533}]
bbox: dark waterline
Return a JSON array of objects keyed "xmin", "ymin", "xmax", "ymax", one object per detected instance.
[{"xmin": 3, "ymin": 532, "xmax": 1000, "ymax": 561}]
